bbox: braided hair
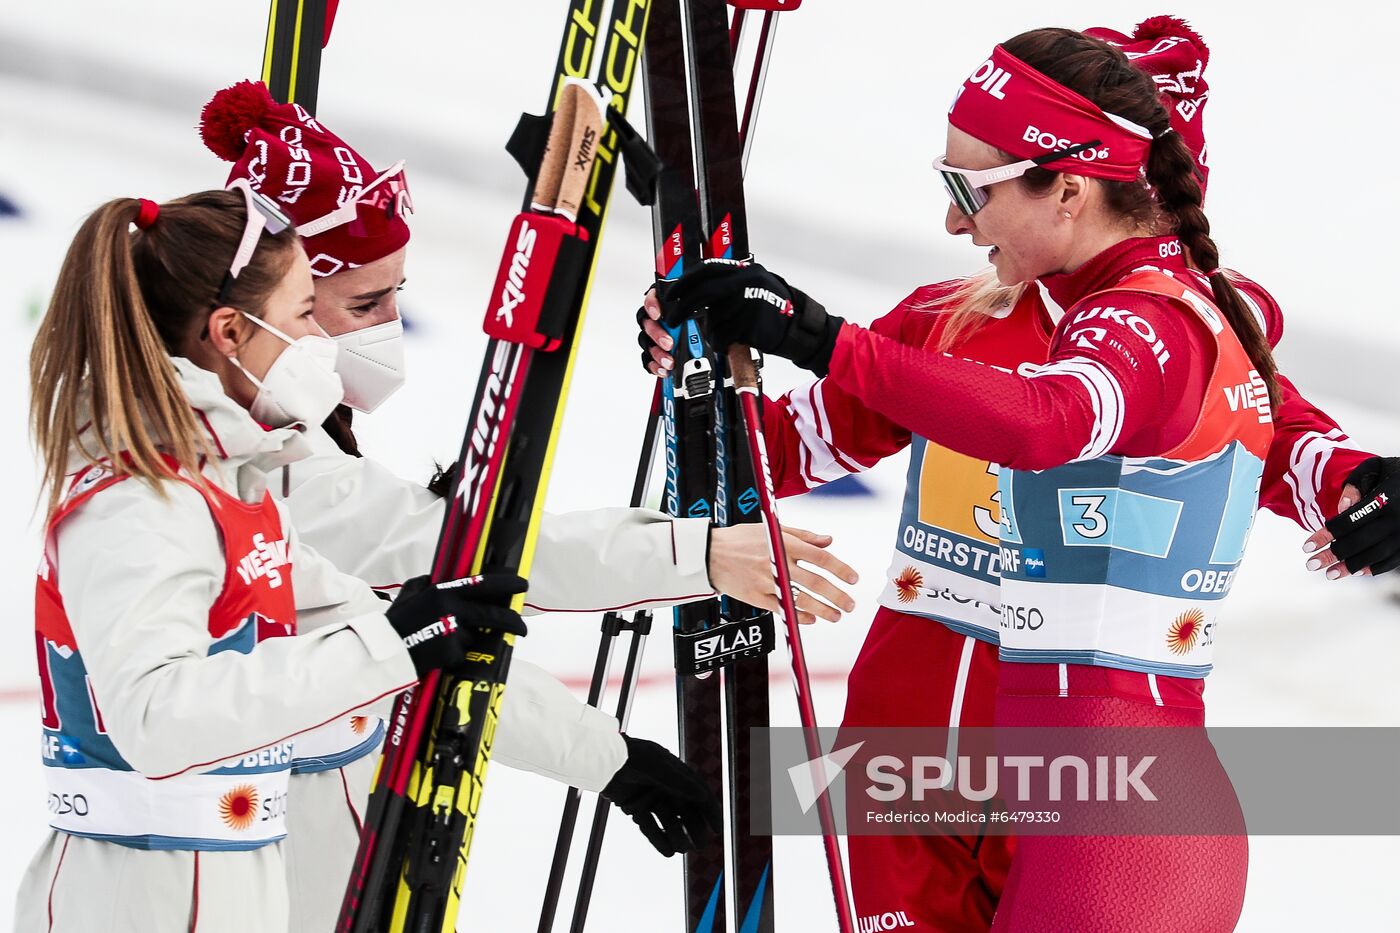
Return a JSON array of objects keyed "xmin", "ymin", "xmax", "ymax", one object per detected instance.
[{"xmin": 1002, "ymin": 27, "xmax": 1280, "ymax": 409}]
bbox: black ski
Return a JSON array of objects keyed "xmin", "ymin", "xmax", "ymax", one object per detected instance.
[
  {"xmin": 260, "ymin": 0, "xmax": 337, "ymax": 113},
  {"xmin": 536, "ymin": 4, "xmax": 796, "ymax": 931},
  {"xmin": 648, "ymin": 2, "xmax": 731, "ymax": 930},
  {"xmin": 679, "ymin": 1, "xmax": 778, "ymax": 929},
  {"xmin": 335, "ymin": 2, "xmax": 657, "ymax": 931},
  {"xmin": 684, "ymin": 2, "xmax": 855, "ymax": 929}
]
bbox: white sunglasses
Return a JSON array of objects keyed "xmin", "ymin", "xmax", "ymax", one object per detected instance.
[
  {"xmin": 932, "ymin": 140, "xmax": 1102, "ymax": 214},
  {"xmin": 220, "ymin": 178, "xmax": 295, "ymax": 304},
  {"xmin": 294, "ymin": 160, "xmax": 414, "ymax": 239}
]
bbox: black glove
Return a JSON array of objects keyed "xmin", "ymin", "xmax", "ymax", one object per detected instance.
[
  {"xmin": 1323, "ymin": 457, "xmax": 1400, "ymax": 575},
  {"xmin": 654, "ymin": 259, "xmax": 844, "ymax": 376},
  {"xmin": 601, "ymin": 735, "xmax": 722, "ymax": 857},
  {"xmin": 386, "ymin": 573, "xmax": 528, "ymax": 677}
]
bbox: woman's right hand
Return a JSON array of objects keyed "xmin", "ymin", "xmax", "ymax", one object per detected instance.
[
  {"xmin": 386, "ymin": 573, "xmax": 528, "ymax": 677},
  {"xmin": 637, "ymin": 288, "xmax": 675, "ymax": 376},
  {"xmin": 707, "ymin": 523, "xmax": 859, "ymax": 625}
]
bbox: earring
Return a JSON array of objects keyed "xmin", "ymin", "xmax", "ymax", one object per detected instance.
[{"xmin": 1063, "ymin": 211, "xmax": 1072, "ymax": 219}]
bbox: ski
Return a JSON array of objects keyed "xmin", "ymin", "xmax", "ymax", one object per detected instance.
[
  {"xmin": 648, "ymin": 2, "xmax": 731, "ymax": 930},
  {"xmin": 335, "ymin": 2, "xmax": 655, "ymax": 931},
  {"xmin": 676, "ymin": 2, "xmax": 779, "ymax": 929},
  {"xmin": 260, "ymin": 0, "xmax": 339, "ymax": 113},
  {"xmin": 534, "ymin": 5, "xmax": 790, "ymax": 931},
  {"xmin": 680, "ymin": 0, "xmax": 854, "ymax": 928}
]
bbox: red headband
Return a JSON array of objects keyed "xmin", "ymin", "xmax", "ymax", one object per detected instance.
[{"xmin": 948, "ymin": 45, "xmax": 1153, "ymax": 182}]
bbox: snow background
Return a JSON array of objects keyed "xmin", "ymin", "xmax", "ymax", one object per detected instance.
[{"xmin": 1, "ymin": 1, "xmax": 1398, "ymax": 929}]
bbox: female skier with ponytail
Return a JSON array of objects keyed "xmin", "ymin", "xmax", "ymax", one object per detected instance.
[
  {"xmin": 18, "ymin": 187, "xmax": 529, "ymax": 932},
  {"xmin": 194, "ymin": 80, "xmax": 858, "ymax": 931},
  {"xmin": 639, "ymin": 19, "xmax": 1398, "ymax": 932}
]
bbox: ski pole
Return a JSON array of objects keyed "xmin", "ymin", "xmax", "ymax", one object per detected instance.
[
  {"xmin": 536, "ymin": 386, "xmax": 663, "ymax": 933},
  {"xmin": 727, "ymin": 345, "xmax": 856, "ymax": 933}
]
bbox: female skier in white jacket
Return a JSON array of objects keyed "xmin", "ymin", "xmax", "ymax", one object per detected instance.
[
  {"xmin": 197, "ymin": 81, "xmax": 859, "ymax": 929},
  {"xmin": 18, "ymin": 187, "xmax": 538, "ymax": 932}
]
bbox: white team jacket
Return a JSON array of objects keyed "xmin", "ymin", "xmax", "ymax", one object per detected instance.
[
  {"xmin": 274, "ymin": 406, "xmax": 717, "ymax": 933},
  {"xmin": 46, "ymin": 361, "xmax": 421, "ymax": 787},
  {"xmin": 17, "ymin": 360, "xmax": 420, "ymax": 932},
  {"xmin": 279, "ymin": 422, "xmax": 715, "ymax": 788},
  {"xmin": 280, "ymin": 423, "xmax": 715, "ymax": 611}
]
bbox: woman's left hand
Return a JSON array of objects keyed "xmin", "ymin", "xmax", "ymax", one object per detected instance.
[
  {"xmin": 638, "ymin": 289, "xmax": 675, "ymax": 375},
  {"xmin": 655, "ymin": 259, "xmax": 843, "ymax": 377}
]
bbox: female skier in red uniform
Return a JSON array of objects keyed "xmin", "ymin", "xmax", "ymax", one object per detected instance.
[
  {"xmin": 640, "ymin": 20, "xmax": 1399, "ymax": 933},
  {"xmin": 642, "ymin": 17, "xmax": 1396, "ymax": 932}
]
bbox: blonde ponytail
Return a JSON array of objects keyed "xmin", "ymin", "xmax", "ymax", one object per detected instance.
[{"xmin": 30, "ymin": 190, "xmax": 299, "ymax": 516}]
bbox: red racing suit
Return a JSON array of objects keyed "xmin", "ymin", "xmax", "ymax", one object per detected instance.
[{"xmin": 761, "ymin": 236, "xmax": 1371, "ymax": 932}]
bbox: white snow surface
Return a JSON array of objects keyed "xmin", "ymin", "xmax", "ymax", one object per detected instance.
[{"xmin": 1, "ymin": 2, "xmax": 1398, "ymax": 930}]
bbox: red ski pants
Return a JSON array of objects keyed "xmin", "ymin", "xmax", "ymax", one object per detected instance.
[
  {"xmin": 988, "ymin": 663, "xmax": 1248, "ymax": 933},
  {"xmin": 840, "ymin": 607, "xmax": 1012, "ymax": 933},
  {"xmin": 839, "ymin": 610, "xmax": 1247, "ymax": 933}
]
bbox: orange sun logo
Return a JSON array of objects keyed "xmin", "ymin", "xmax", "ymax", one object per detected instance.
[
  {"xmin": 894, "ymin": 567, "xmax": 924, "ymax": 603},
  {"xmin": 1166, "ymin": 609, "xmax": 1205, "ymax": 656},
  {"xmin": 218, "ymin": 784, "xmax": 260, "ymax": 831},
  {"xmin": 350, "ymin": 715, "xmax": 369, "ymax": 735}
]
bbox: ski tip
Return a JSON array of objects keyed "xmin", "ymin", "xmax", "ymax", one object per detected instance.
[
  {"xmin": 324, "ymin": 0, "xmax": 341, "ymax": 48},
  {"xmin": 727, "ymin": 0, "xmax": 803, "ymax": 10}
]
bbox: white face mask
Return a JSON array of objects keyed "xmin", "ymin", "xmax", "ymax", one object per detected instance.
[
  {"xmin": 231, "ymin": 312, "xmax": 345, "ymax": 428},
  {"xmin": 332, "ymin": 318, "xmax": 406, "ymax": 413}
]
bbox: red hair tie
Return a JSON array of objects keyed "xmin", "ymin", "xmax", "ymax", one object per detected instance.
[{"xmin": 134, "ymin": 198, "xmax": 160, "ymax": 229}]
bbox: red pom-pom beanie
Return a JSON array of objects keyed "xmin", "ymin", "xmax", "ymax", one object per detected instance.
[
  {"xmin": 1085, "ymin": 17, "xmax": 1212, "ymax": 196},
  {"xmin": 199, "ymin": 80, "xmax": 410, "ymax": 276}
]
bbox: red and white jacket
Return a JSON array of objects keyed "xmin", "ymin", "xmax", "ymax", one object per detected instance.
[
  {"xmin": 762, "ymin": 237, "xmax": 1372, "ymax": 639},
  {"xmin": 38, "ymin": 456, "xmax": 305, "ymax": 850},
  {"xmin": 34, "ymin": 360, "xmax": 418, "ymax": 837}
]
